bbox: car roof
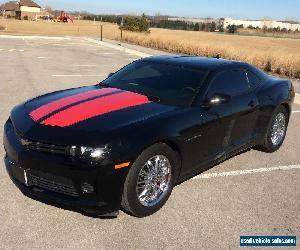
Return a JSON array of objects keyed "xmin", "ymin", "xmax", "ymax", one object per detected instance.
[{"xmin": 142, "ymin": 55, "xmax": 248, "ymax": 71}]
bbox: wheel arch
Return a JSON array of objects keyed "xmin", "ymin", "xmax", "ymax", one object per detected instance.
[
  {"xmin": 281, "ymin": 102, "xmax": 291, "ymax": 117},
  {"xmin": 134, "ymin": 137, "xmax": 183, "ymax": 183},
  {"xmin": 156, "ymin": 139, "xmax": 183, "ymax": 181}
]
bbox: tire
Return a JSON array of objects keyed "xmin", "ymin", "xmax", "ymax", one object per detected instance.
[
  {"xmin": 121, "ymin": 143, "xmax": 180, "ymax": 217},
  {"xmin": 257, "ymin": 105, "xmax": 289, "ymax": 153}
]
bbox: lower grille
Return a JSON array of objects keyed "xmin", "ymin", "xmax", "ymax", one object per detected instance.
[{"xmin": 28, "ymin": 170, "xmax": 78, "ymax": 197}]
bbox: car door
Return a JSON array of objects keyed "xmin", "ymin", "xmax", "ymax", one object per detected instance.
[
  {"xmin": 180, "ymin": 69, "xmax": 259, "ymax": 177},
  {"xmin": 204, "ymin": 69, "xmax": 259, "ymax": 152},
  {"xmin": 225, "ymin": 70, "xmax": 259, "ymax": 148},
  {"xmin": 181, "ymin": 69, "xmax": 251, "ymax": 174}
]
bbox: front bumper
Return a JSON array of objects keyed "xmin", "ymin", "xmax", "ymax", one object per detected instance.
[{"xmin": 3, "ymin": 120, "xmax": 129, "ymax": 217}]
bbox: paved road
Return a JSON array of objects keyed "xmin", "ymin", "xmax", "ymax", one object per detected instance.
[{"xmin": 0, "ymin": 36, "xmax": 299, "ymax": 250}]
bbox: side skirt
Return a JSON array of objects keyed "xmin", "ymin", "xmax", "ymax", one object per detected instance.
[{"xmin": 176, "ymin": 140, "xmax": 257, "ymax": 185}]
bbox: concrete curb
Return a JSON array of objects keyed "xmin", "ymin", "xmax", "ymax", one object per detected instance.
[
  {"xmin": 295, "ymin": 93, "xmax": 300, "ymax": 105},
  {"xmin": 84, "ymin": 38, "xmax": 151, "ymax": 58},
  {"xmin": 0, "ymin": 34, "xmax": 71, "ymax": 40}
]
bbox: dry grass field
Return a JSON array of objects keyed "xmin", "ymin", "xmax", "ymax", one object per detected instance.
[{"xmin": 1, "ymin": 19, "xmax": 299, "ymax": 78}]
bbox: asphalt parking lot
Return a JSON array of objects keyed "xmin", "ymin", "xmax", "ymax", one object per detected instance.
[{"xmin": 0, "ymin": 36, "xmax": 299, "ymax": 249}]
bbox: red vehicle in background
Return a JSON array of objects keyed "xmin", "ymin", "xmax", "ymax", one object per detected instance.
[{"xmin": 56, "ymin": 11, "xmax": 73, "ymax": 23}]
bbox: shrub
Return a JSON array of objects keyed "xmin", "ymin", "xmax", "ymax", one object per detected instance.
[
  {"xmin": 0, "ymin": 25, "xmax": 5, "ymax": 31},
  {"xmin": 121, "ymin": 14, "xmax": 150, "ymax": 33},
  {"xmin": 217, "ymin": 23, "xmax": 224, "ymax": 32},
  {"xmin": 295, "ymin": 70, "xmax": 300, "ymax": 79},
  {"xmin": 264, "ymin": 60, "xmax": 272, "ymax": 72},
  {"xmin": 227, "ymin": 25, "xmax": 237, "ymax": 33},
  {"xmin": 281, "ymin": 28, "xmax": 288, "ymax": 33},
  {"xmin": 23, "ymin": 16, "xmax": 28, "ymax": 20},
  {"xmin": 274, "ymin": 67, "xmax": 281, "ymax": 75},
  {"xmin": 262, "ymin": 25, "xmax": 268, "ymax": 33}
]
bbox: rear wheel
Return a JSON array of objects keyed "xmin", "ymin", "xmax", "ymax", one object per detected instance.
[
  {"xmin": 121, "ymin": 143, "xmax": 179, "ymax": 217},
  {"xmin": 257, "ymin": 106, "xmax": 289, "ymax": 153}
]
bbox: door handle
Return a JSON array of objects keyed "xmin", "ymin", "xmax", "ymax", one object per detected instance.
[{"xmin": 248, "ymin": 100, "xmax": 256, "ymax": 107}]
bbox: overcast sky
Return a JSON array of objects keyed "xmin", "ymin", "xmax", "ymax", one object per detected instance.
[{"xmin": 3, "ymin": 0, "xmax": 300, "ymax": 21}]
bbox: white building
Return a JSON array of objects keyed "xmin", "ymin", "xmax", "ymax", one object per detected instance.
[{"xmin": 223, "ymin": 18, "xmax": 300, "ymax": 31}]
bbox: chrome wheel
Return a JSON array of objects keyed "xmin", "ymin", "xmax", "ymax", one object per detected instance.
[
  {"xmin": 136, "ymin": 155, "xmax": 171, "ymax": 207},
  {"xmin": 270, "ymin": 112, "xmax": 286, "ymax": 146}
]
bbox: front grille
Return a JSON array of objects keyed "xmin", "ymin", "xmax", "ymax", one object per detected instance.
[
  {"xmin": 13, "ymin": 126, "xmax": 68, "ymax": 155},
  {"xmin": 21, "ymin": 138, "xmax": 67, "ymax": 155},
  {"xmin": 24, "ymin": 140, "xmax": 67, "ymax": 155},
  {"xmin": 28, "ymin": 170, "xmax": 79, "ymax": 197}
]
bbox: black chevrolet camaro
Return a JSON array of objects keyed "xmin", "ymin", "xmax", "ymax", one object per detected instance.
[{"xmin": 3, "ymin": 56, "xmax": 295, "ymax": 217}]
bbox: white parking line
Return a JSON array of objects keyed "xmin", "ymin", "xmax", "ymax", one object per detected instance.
[
  {"xmin": 85, "ymin": 38, "xmax": 150, "ymax": 58},
  {"xmin": 101, "ymin": 52, "xmax": 115, "ymax": 55},
  {"xmin": 38, "ymin": 56, "xmax": 49, "ymax": 59},
  {"xmin": 52, "ymin": 74, "xmax": 103, "ymax": 77},
  {"xmin": 0, "ymin": 34, "xmax": 71, "ymax": 40},
  {"xmin": 0, "ymin": 49, "xmax": 25, "ymax": 52},
  {"xmin": 72, "ymin": 64, "xmax": 97, "ymax": 67},
  {"xmin": 292, "ymin": 111, "xmax": 300, "ymax": 113},
  {"xmin": 192, "ymin": 165, "xmax": 300, "ymax": 180}
]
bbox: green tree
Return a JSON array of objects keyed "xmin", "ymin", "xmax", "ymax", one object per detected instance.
[
  {"xmin": 194, "ymin": 23, "xmax": 200, "ymax": 31},
  {"xmin": 200, "ymin": 23, "xmax": 206, "ymax": 31},
  {"xmin": 121, "ymin": 14, "xmax": 150, "ymax": 33},
  {"xmin": 139, "ymin": 13, "xmax": 150, "ymax": 32},
  {"xmin": 217, "ymin": 23, "xmax": 224, "ymax": 32},
  {"xmin": 210, "ymin": 22, "xmax": 217, "ymax": 32}
]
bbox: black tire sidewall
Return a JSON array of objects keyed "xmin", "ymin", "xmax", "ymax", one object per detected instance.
[{"xmin": 122, "ymin": 143, "xmax": 179, "ymax": 217}]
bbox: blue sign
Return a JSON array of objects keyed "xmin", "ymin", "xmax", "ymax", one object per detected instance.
[{"xmin": 240, "ymin": 236, "xmax": 296, "ymax": 247}]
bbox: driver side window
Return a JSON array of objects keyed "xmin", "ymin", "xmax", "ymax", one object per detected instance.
[{"xmin": 207, "ymin": 70, "xmax": 250, "ymax": 98}]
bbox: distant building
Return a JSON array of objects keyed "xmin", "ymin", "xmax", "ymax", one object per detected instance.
[
  {"xmin": 166, "ymin": 16, "xmax": 300, "ymax": 32},
  {"xmin": 168, "ymin": 17, "xmax": 217, "ymax": 24},
  {"xmin": 0, "ymin": 0, "xmax": 41, "ymax": 20},
  {"xmin": 223, "ymin": 18, "xmax": 300, "ymax": 31},
  {"xmin": 0, "ymin": 1, "xmax": 20, "ymax": 18}
]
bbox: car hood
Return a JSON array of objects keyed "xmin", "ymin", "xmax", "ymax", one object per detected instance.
[{"xmin": 10, "ymin": 86, "xmax": 178, "ymax": 145}]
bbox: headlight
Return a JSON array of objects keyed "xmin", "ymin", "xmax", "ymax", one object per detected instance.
[{"xmin": 68, "ymin": 146, "xmax": 109, "ymax": 164}]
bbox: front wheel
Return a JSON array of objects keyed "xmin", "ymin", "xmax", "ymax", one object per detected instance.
[
  {"xmin": 257, "ymin": 106, "xmax": 289, "ymax": 153},
  {"xmin": 121, "ymin": 143, "xmax": 179, "ymax": 217}
]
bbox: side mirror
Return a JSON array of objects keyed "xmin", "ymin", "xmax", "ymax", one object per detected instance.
[
  {"xmin": 203, "ymin": 94, "xmax": 231, "ymax": 107},
  {"xmin": 107, "ymin": 72, "xmax": 114, "ymax": 78}
]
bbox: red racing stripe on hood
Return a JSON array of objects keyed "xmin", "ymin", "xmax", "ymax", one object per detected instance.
[
  {"xmin": 30, "ymin": 88, "xmax": 119, "ymax": 121},
  {"xmin": 40, "ymin": 91, "xmax": 150, "ymax": 127}
]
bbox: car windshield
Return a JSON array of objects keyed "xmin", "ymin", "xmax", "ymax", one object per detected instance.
[{"xmin": 101, "ymin": 61, "xmax": 207, "ymax": 107}]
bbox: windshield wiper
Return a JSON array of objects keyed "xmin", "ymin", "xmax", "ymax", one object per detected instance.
[
  {"xmin": 98, "ymin": 84, "xmax": 161, "ymax": 103},
  {"xmin": 98, "ymin": 82, "xmax": 111, "ymax": 88},
  {"xmin": 147, "ymin": 95, "xmax": 161, "ymax": 103},
  {"xmin": 129, "ymin": 89, "xmax": 161, "ymax": 103}
]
